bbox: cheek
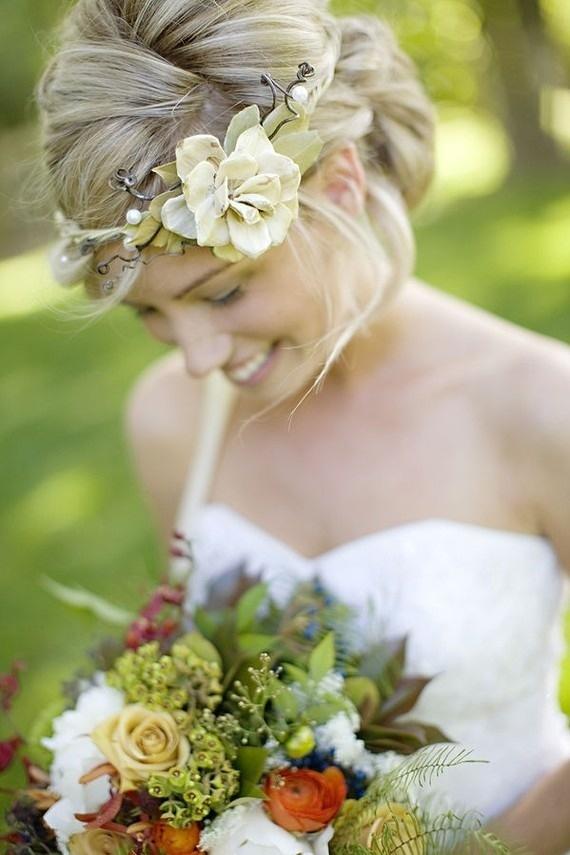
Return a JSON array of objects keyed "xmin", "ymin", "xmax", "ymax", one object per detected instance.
[{"xmin": 140, "ymin": 313, "xmax": 175, "ymax": 344}]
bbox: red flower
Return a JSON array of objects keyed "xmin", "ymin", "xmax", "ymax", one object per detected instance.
[
  {"xmin": 264, "ymin": 766, "xmax": 347, "ymax": 833},
  {"xmin": 0, "ymin": 736, "xmax": 23, "ymax": 773},
  {"xmin": 125, "ymin": 585, "xmax": 185, "ymax": 650},
  {"xmin": 152, "ymin": 822, "xmax": 201, "ymax": 855},
  {"xmin": 0, "ymin": 661, "xmax": 24, "ymax": 712}
]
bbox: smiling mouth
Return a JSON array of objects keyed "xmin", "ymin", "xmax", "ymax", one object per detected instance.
[{"xmin": 225, "ymin": 341, "xmax": 280, "ymax": 385}]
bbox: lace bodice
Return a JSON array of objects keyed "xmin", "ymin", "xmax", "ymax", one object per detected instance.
[{"xmin": 174, "ymin": 373, "xmax": 570, "ymax": 822}]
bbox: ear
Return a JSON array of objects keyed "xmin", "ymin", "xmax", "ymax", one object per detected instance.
[{"xmin": 318, "ymin": 143, "xmax": 367, "ymax": 216}]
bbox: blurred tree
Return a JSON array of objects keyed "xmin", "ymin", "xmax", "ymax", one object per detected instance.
[{"xmin": 479, "ymin": 0, "xmax": 569, "ymax": 168}]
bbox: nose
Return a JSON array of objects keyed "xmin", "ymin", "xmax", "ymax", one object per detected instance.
[{"xmin": 176, "ymin": 327, "xmax": 234, "ymax": 378}]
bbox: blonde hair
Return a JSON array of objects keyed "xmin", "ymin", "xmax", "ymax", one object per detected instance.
[{"xmin": 36, "ymin": 0, "xmax": 435, "ymax": 416}]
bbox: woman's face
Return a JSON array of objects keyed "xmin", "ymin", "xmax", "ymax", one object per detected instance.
[{"xmin": 96, "ymin": 234, "xmax": 335, "ymax": 403}]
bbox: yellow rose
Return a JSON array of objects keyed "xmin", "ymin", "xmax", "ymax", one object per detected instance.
[
  {"xmin": 360, "ymin": 802, "xmax": 424, "ymax": 854},
  {"xmin": 91, "ymin": 704, "xmax": 190, "ymax": 792},
  {"xmin": 69, "ymin": 829, "xmax": 131, "ymax": 855}
]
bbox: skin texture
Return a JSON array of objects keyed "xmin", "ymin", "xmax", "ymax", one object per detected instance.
[{"xmin": 111, "ymin": 146, "xmax": 570, "ymax": 854}]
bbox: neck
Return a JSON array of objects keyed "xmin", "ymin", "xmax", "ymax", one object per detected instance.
[{"xmin": 325, "ymin": 277, "xmax": 429, "ymax": 389}]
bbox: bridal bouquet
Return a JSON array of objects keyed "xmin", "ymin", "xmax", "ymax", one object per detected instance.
[{"xmin": 2, "ymin": 554, "xmax": 512, "ymax": 854}]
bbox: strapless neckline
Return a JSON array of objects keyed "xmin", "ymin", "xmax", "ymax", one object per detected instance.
[
  {"xmin": 198, "ymin": 501, "xmax": 553, "ymax": 563},
  {"xmin": 185, "ymin": 500, "xmax": 569, "ymax": 822}
]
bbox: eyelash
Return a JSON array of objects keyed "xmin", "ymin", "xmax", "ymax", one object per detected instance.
[
  {"xmin": 133, "ymin": 285, "xmax": 244, "ymax": 317},
  {"xmin": 209, "ymin": 285, "xmax": 244, "ymax": 307}
]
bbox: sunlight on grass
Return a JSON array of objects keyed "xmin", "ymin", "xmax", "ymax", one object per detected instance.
[
  {"xmin": 427, "ymin": 107, "xmax": 511, "ymax": 213},
  {"xmin": 488, "ymin": 202, "xmax": 570, "ymax": 283},
  {"xmin": 9, "ymin": 465, "xmax": 106, "ymax": 539},
  {"xmin": 541, "ymin": 87, "xmax": 570, "ymax": 152},
  {"xmin": 0, "ymin": 248, "xmax": 72, "ymax": 319}
]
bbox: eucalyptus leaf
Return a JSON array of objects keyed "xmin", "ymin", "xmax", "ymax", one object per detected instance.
[
  {"xmin": 236, "ymin": 582, "xmax": 269, "ymax": 632},
  {"xmin": 309, "ymin": 631, "xmax": 335, "ymax": 682},
  {"xmin": 224, "ymin": 105, "xmax": 261, "ymax": 155},
  {"xmin": 273, "ymin": 131, "xmax": 324, "ymax": 176}
]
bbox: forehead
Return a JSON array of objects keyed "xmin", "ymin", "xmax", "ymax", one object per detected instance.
[{"xmin": 86, "ymin": 242, "xmax": 235, "ymax": 302}]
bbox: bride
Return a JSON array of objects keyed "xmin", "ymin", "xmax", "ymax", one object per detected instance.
[{"xmin": 37, "ymin": 0, "xmax": 570, "ymax": 851}]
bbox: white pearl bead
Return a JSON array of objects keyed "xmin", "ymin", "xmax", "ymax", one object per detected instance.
[
  {"xmin": 126, "ymin": 208, "xmax": 143, "ymax": 225},
  {"xmin": 290, "ymin": 84, "xmax": 309, "ymax": 105}
]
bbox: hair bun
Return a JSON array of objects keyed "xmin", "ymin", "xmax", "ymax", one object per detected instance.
[{"xmin": 335, "ymin": 16, "xmax": 435, "ymax": 209}]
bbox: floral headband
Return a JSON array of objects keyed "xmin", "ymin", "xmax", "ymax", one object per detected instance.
[{"xmin": 51, "ymin": 63, "xmax": 324, "ymax": 291}]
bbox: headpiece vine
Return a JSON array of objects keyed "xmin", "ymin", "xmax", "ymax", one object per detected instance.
[{"xmin": 51, "ymin": 62, "xmax": 323, "ymax": 292}]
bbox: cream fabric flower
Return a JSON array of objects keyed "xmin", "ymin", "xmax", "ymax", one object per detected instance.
[
  {"xmin": 91, "ymin": 704, "xmax": 190, "ymax": 792},
  {"xmin": 161, "ymin": 106, "xmax": 302, "ymax": 262}
]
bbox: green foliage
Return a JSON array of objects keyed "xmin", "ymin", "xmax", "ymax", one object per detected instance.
[
  {"xmin": 235, "ymin": 746, "xmax": 268, "ymax": 797},
  {"xmin": 147, "ymin": 714, "xmax": 240, "ymax": 824},
  {"xmin": 331, "ymin": 747, "xmax": 513, "ymax": 854},
  {"xmin": 309, "ymin": 631, "xmax": 336, "ymax": 682},
  {"xmin": 106, "ymin": 638, "xmax": 223, "ymax": 715},
  {"xmin": 236, "ymin": 583, "xmax": 269, "ymax": 632}
]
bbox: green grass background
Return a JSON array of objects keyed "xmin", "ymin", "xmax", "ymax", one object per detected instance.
[{"xmin": 1, "ymin": 167, "xmax": 570, "ymax": 807}]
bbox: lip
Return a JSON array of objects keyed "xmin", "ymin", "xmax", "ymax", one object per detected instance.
[{"xmin": 226, "ymin": 341, "xmax": 281, "ymax": 387}]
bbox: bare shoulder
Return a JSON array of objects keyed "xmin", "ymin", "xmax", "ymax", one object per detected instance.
[
  {"xmin": 125, "ymin": 350, "xmax": 202, "ymax": 547},
  {"xmin": 498, "ymin": 325, "xmax": 570, "ymax": 571},
  {"xmin": 420, "ymin": 282, "xmax": 570, "ymax": 568}
]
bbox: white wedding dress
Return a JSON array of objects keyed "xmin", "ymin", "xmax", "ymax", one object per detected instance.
[{"xmin": 174, "ymin": 372, "xmax": 570, "ymax": 825}]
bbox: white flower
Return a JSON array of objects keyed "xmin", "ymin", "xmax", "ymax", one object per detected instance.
[
  {"xmin": 316, "ymin": 711, "xmax": 371, "ymax": 772},
  {"xmin": 43, "ymin": 798, "xmax": 85, "ymax": 855},
  {"xmin": 199, "ymin": 802, "xmax": 333, "ymax": 855},
  {"xmin": 42, "ymin": 676, "xmax": 125, "ymax": 851},
  {"xmin": 161, "ymin": 106, "xmax": 301, "ymax": 262}
]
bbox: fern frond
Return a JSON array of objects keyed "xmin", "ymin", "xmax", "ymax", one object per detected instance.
[{"xmin": 372, "ymin": 744, "xmax": 484, "ymax": 798}]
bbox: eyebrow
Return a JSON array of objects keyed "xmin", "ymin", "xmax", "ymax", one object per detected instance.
[{"xmin": 120, "ymin": 263, "xmax": 232, "ymax": 309}]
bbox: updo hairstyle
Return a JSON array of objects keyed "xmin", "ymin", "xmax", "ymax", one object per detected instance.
[{"xmin": 36, "ymin": 0, "xmax": 435, "ymax": 397}]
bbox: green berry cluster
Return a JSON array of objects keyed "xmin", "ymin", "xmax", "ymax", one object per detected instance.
[
  {"xmin": 106, "ymin": 640, "xmax": 223, "ymax": 714},
  {"xmin": 147, "ymin": 716, "xmax": 239, "ymax": 824}
]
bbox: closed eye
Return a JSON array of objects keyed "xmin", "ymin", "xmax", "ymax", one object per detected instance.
[{"xmin": 207, "ymin": 285, "xmax": 244, "ymax": 307}]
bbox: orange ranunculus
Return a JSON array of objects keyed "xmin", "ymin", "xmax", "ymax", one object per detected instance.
[
  {"xmin": 264, "ymin": 766, "xmax": 347, "ymax": 833},
  {"xmin": 152, "ymin": 822, "xmax": 201, "ymax": 855}
]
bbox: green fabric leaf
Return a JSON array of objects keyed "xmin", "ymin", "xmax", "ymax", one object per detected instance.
[
  {"xmin": 309, "ymin": 631, "xmax": 335, "ymax": 682},
  {"xmin": 236, "ymin": 582, "xmax": 269, "ymax": 632},
  {"xmin": 224, "ymin": 105, "xmax": 261, "ymax": 155},
  {"xmin": 41, "ymin": 576, "xmax": 135, "ymax": 626},
  {"xmin": 236, "ymin": 746, "xmax": 268, "ymax": 797},
  {"xmin": 152, "ymin": 160, "xmax": 179, "ymax": 185},
  {"xmin": 262, "ymin": 103, "xmax": 309, "ymax": 140},
  {"xmin": 273, "ymin": 131, "xmax": 324, "ymax": 176}
]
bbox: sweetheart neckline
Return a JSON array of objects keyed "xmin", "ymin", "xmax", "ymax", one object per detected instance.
[{"xmin": 197, "ymin": 502, "xmax": 553, "ymax": 563}]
